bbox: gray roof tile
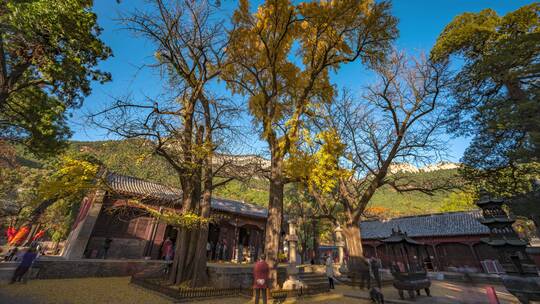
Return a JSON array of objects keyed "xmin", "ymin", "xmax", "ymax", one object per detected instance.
[
  {"xmin": 104, "ymin": 172, "xmax": 267, "ymax": 218},
  {"xmin": 360, "ymin": 210, "xmax": 490, "ymax": 239}
]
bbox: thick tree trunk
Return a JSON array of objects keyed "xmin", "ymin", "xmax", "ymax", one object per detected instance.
[
  {"xmin": 191, "ymin": 143, "xmax": 213, "ymax": 287},
  {"xmin": 170, "ymin": 226, "xmax": 190, "ymax": 283},
  {"xmin": 170, "ymin": 187, "xmax": 196, "ymax": 284},
  {"xmin": 264, "ymin": 152, "xmax": 284, "ymax": 289},
  {"xmin": 342, "ymin": 222, "xmax": 366, "ymax": 273},
  {"xmin": 313, "ymin": 220, "xmax": 320, "ymax": 263}
]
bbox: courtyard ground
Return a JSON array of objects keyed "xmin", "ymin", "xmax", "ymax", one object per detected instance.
[{"xmin": 0, "ymin": 276, "xmax": 520, "ymax": 304}]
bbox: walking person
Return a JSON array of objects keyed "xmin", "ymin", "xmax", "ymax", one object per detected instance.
[
  {"xmin": 10, "ymin": 247, "xmax": 38, "ymax": 284},
  {"xmin": 253, "ymin": 253, "xmax": 269, "ymax": 304},
  {"xmin": 326, "ymin": 254, "xmax": 335, "ymax": 289}
]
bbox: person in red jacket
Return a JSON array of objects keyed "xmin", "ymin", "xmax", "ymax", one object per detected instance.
[{"xmin": 253, "ymin": 253, "xmax": 269, "ymax": 304}]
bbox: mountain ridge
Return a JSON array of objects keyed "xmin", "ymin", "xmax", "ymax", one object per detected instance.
[{"xmin": 8, "ymin": 140, "xmax": 461, "ymax": 216}]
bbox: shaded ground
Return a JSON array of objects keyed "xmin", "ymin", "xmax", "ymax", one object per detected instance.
[{"xmin": 0, "ymin": 276, "xmax": 519, "ymax": 304}]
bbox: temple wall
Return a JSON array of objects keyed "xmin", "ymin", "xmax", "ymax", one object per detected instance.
[
  {"xmin": 85, "ymin": 237, "xmax": 148, "ymax": 259},
  {"xmin": 0, "ymin": 259, "xmax": 169, "ymax": 282}
]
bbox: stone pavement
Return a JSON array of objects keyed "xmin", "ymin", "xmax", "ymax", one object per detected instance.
[
  {"xmin": 340, "ymin": 280, "xmax": 520, "ymax": 304},
  {"xmin": 0, "ymin": 276, "xmax": 522, "ymax": 304}
]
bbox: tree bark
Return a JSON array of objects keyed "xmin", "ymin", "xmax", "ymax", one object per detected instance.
[
  {"xmin": 342, "ymin": 222, "xmax": 367, "ymax": 273},
  {"xmin": 264, "ymin": 151, "xmax": 284, "ymax": 289},
  {"xmin": 191, "ymin": 119, "xmax": 213, "ymax": 287},
  {"xmin": 313, "ymin": 220, "xmax": 320, "ymax": 263}
]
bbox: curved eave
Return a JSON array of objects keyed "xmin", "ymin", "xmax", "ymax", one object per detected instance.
[
  {"xmin": 480, "ymin": 238, "xmax": 528, "ymax": 247},
  {"xmin": 479, "ymin": 218, "xmax": 515, "ymax": 225}
]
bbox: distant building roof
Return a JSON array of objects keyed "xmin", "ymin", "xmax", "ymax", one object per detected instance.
[
  {"xmin": 104, "ymin": 172, "xmax": 268, "ymax": 218},
  {"xmin": 360, "ymin": 210, "xmax": 490, "ymax": 239},
  {"xmin": 211, "ymin": 197, "xmax": 268, "ymax": 218}
]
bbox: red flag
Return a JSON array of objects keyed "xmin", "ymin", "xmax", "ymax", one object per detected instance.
[
  {"xmin": 32, "ymin": 230, "xmax": 45, "ymax": 241},
  {"xmin": 485, "ymin": 286, "xmax": 500, "ymax": 304},
  {"xmin": 6, "ymin": 227, "xmax": 16, "ymax": 242},
  {"xmin": 9, "ymin": 226, "xmax": 29, "ymax": 246}
]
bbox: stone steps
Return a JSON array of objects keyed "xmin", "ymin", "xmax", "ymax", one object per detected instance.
[{"xmin": 298, "ymin": 272, "xmax": 329, "ymax": 289}]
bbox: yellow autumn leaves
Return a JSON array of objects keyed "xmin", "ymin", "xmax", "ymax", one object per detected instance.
[
  {"xmin": 39, "ymin": 155, "xmax": 99, "ymax": 201},
  {"xmin": 129, "ymin": 200, "xmax": 211, "ymax": 229},
  {"xmin": 285, "ymin": 128, "xmax": 350, "ymax": 194}
]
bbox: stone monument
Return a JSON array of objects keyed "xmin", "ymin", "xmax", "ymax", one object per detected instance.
[
  {"xmin": 282, "ymin": 219, "xmax": 306, "ymax": 290},
  {"xmin": 334, "ymin": 225, "xmax": 347, "ymax": 274}
]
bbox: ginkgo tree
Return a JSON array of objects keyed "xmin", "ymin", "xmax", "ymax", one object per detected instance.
[
  {"xmin": 222, "ymin": 0, "xmax": 397, "ymax": 286},
  {"xmin": 7, "ymin": 154, "xmax": 100, "ymax": 246},
  {"xmin": 292, "ymin": 52, "xmax": 456, "ymax": 274}
]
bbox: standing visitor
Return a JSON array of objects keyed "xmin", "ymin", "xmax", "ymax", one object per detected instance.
[
  {"xmin": 326, "ymin": 254, "xmax": 335, "ymax": 289},
  {"xmin": 206, "ymin": 241, "xmax": 211, "ymax": 259},
  {"xmin": 253, "ymin": 254, "xmax": 269, "ymax": 304},
  {"xmin": 371, "ymin": 257, "xmax": 382, "ymax": 288},
  {"xmin": 102, "ymin": 237, "xmax": 112, "ymax": 259},
  {"xmin": 360, "ymin": 257, "xmax": 371, "ymax": 290},
  {"xmin": 161, "ymin": 237, "xmax": 173, "ymax": 261},
  {"xmin": 222, "ymin": 239, "xmax": 228, "ymax": 261},
  {"xmin": 10, "ymin": 247, "xmax": 38, "ymax": 283},
  {"xmin": 217, "ymin": 241, "xmax": 223, "ymax": 261}
]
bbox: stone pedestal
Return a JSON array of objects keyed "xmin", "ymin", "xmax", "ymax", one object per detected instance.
[
  {"xmin": 334, "ymin": 226, "xmax": 345, "ymax": 265},
  {"xmin": 282, "ymin": 220, "xmax": 305, "ymax": 290},
  {"xmin": 335, "ymin": 225, "xmax": 347, "ymax": 274}
]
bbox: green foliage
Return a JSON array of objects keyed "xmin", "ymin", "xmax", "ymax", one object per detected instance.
[
  {"xmin": 0, "ymin": 150, "xmax": 100, "ymax": 238},
  {"xmin": 0, "ymin": 0, "xmax": 111, "ymax": 155},
  {"xmin": 213, "ymin": 178, "xmax": 269, "ymax": 207},
  {"xmin": 367, "ymin": 169, "xmax": 461, "ymax": 215},
  {"xmin": 438, "ymin": 188, "xmax": 477, "ymax": 213},
  {"xmin": 460, "ymin": 162, "xmax": 540, "ymax": 198},
  {"xmin": 431, "ymin": 4, "xmax": 540, "ymax": 192}
]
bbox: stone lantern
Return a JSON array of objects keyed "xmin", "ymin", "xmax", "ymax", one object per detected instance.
[
  {"xmin": 282, "ymin": 219, "xmax": 305, "ymax": 290},
  {"xmin": 334, "ymin": 225, "xmax": 345, "ymax": 265},
  {"xmin": 475, "ymin": 190, "xmax": 540, "ymax": 303}
]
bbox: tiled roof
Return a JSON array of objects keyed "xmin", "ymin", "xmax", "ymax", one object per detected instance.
[
  {"xmin": 104, "ymin": 172, "xmax": 267, "ymax": 218},
  {"xmin": 212, "ymin": 197, "xmax": 268, "ymax": 218},
  {"xmin": 360, "ymin": 210, "xmax": 490, "ymax": 239},
  {"xmin": 105, "ymin": 172, "xmax": 182, "ymax": 203}
]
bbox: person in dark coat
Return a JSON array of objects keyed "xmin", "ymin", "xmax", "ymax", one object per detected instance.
[
  {"xmin": 359, "ymin": 257, "xmax": 371, "ymax": 289},
  {"xmin": 102, "ymin": 238, "xmax": 112, "ymax": 259},
  {"xmin": 370, "ymin": 257, "xmax": 382, "ymax": 288},
  {"xmin": 10, "ymin": 247, "xmax": 37, "ymax": 283},
  {"xmin": 253, "ymin": 253, "xmax": 269, "ymax": 304}
]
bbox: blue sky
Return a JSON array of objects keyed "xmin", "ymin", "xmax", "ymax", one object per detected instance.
[{"xmin": 71, "ymin": 0, "xmax": 537, "ymax": 162}]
